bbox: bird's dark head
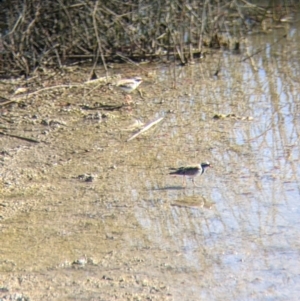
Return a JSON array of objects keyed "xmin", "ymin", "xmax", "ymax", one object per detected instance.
[{"xmin": 201, "ymin": 162, "xmax": 211, "ymax": 170}]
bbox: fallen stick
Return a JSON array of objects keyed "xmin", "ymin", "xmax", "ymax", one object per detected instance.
[
  {"xmin": 0, "ymin": 131, "xmax": 40, "ymax": 143},
  {"xmin": 127, "ymin": 117, "xmax": 164, "ymax": 142}
]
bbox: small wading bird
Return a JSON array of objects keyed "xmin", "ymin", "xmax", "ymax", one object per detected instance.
[
  {"xmin": 169, "ymin": 162, "xmax": 211, "ymax": 187},
  {"xmin": 114, "ymin": 77, "xmax": 143, "ymax": 103}
]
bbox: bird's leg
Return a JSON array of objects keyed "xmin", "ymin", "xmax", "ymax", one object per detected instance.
[
  {"xmin": 124, "ymin": 94, "xmax": 133, "ymax": 104},
  {"xmin": 193, "ymin": 179, "xmax": 201, "ymax": 188}
]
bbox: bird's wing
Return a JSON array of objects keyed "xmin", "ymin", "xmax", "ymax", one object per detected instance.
[{"xmin": 116, "ymin": 79, "xmax": 135, "ymax": 87}]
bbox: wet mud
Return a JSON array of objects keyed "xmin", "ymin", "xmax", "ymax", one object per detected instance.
[{"xmin": 1, "ymin": 26, "xmax": 300, "ymax": 300}]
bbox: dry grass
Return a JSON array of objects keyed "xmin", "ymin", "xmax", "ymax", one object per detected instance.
[{"xmin": 0, "ymin": 0, "xmax": 297, "ymax": 76}]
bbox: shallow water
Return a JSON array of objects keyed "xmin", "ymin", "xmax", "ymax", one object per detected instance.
[{"xmin": 0, "ymin": 24, "xmax": 300, "ymax": 300}]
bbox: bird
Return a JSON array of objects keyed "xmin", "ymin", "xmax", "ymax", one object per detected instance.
[
  {"xmin": 169, "ymin": 162, "xmax": 211, "ymax": 187},
  {"xmin": 114, "ymin": 77, "xmax": 143, "ymax": 103}
]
